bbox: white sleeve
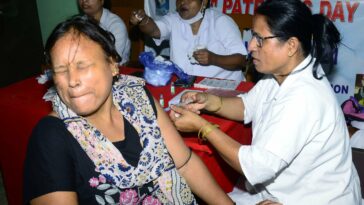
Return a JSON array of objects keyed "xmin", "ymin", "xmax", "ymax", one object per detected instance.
[
  {"xmin": 215, "ymin": 15, "xmax": 247, "ymax": 55},
  {"xmin": 153, "ymin": 13, "xmax": 174, "ymax": 46},
  {"xmin": 238, "ymin": 78, "xmax": 268, "ymax": 124},
  {"xmin": 102, "ymin": 11, "xmax": 131, "ymax": 65},
  {"xmin": 239, "ymin": 145, "xmax": 288, "ymax": 185},
  {"xmin": 263, "ymin": 91, "xmax": 321, "ymax": 163}
]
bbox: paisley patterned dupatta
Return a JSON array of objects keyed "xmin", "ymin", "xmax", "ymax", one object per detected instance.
[{"xmin": 50, "ymin": 75, "xmax": 196, "ymax": 204}]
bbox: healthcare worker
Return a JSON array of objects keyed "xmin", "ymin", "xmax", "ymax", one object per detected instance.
[
  {"xmin": 130, "ymin": 0, "xmax": 247, "ymax": 81},
  {"xmin": 169, "ymin": 0, "xmax": 362, "ymax": 204}
]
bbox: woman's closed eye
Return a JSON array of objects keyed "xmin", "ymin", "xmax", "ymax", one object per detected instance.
[
  {"xmin": 76, "ymin": 62, "xmax": 94, "ymax": 71},
  {"xmin": 52, "ymin": 62, "xmax": 94, "ymax": 75},
  {"xmin": 53, "ymin": 65, "xmax": 69, "ymax": 75}
]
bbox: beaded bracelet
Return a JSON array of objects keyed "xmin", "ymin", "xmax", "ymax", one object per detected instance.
[{"xmin": 198, "ymin": 123, "xmax": 219, "ymax": 143}]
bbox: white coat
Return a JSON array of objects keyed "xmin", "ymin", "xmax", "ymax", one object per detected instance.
[
  {"xmin": 154, "ymin": 9, "xmax": 247, "ymax": 81},
  {"xmin": 230, "ymin": 56, "xmax": 362, "ymax": 204},
  {"xmin": 100, "ymin": 8, "xmax": 131, "ymax": 65}
]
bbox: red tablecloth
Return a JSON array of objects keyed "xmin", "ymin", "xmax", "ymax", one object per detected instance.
[
  {"xmin": 0, "ymin": 67, "xmax": 253, "ymax": 205},
  {"xmin": 121, "ymin": 66, "xmax": 254, "ymax": 193}
]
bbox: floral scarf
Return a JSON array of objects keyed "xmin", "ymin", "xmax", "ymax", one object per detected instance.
[{"xmin": 49, "ymin": 75, "xmax": 196, "ymax": 204}]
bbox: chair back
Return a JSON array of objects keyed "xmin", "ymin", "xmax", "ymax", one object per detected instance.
[
  {"xmin": 352, "ymin": 147, "xmax": 364, "ymax": 197},
  {"xmin": 228, "ymin": 13, "xmax": 253, "ymax": 31},
  {"xmin": 111, "ymin": 3, "xmax": 144, "ymax": 67}
]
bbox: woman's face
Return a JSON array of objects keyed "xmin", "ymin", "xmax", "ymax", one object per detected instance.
[
  {"xmin": 78, "ymin": 0, "xmax": 104, "ymax": 16},
  {"xmin": 176, "ymin": 0, "xmax": 205, "ymax": 20},
  {"xmin": 248, "ymin": 14, "xmax": 290, "ymax": 75},
  {"xmin": 50, "ymin": 32, "xmax": 116, "ymax": 116}
]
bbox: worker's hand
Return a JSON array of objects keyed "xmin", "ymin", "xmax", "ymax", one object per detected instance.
[
  {"xmin": 193, "ymin": 48, "xmax": 216, "ymax": 65},
  {"xmin": 169, "ymin": 105, "xmax": 207, "ymax": 133},
  {"xmin": 180, "ymin": 91, "xmax": 208, "ymax": 114},
  {"xmin": 130, "ymin": 9, "xmax": 147, "ymax": 25}
]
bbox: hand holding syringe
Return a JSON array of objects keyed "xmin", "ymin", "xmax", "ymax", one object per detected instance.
[
  {"xmin": 168, "ymin": 92, "xmax": 212, "ymax": 133},
  {"xmin": 170, "ymin": 98, "xmax": 194, "ymax": 117},
  {"xmin": 164, "ymin": 98, "xmax": 193, "ymax": 112},
  {"xmin": 167, "ymin": 91, "xmax": 209, "ymax": 117}
]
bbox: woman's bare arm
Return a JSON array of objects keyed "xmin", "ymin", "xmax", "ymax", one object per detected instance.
[
  {"xmin": 170, "ymin": 104, "xmax": 244, "ymax": 174},
  {"xmin": 154, "ymin": 98, "xmax": 234, "ymax": 205},
  {"xmin": 30, "ymin": 191, "xmax": 78, "ymax": 205}
]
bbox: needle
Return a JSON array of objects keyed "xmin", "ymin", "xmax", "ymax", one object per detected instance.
[{"xmin": 170, "ymin": 99, "xmax": 194, "ymax": 117}]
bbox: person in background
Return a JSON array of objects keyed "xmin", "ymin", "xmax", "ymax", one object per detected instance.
[
  {"xmin": 169, "ymin": 0, "xmax": 362, "ymax": 204},
  {"xmin": 78, "ymin": 0, "xmax": 130, "ymax": 65},
  {"xmin": 355, "ymin": 75, "xmax": 364, "ymax": 106},
  {"xmin": 23, "ymin": 16, "xmax": 233, "ymax": 205},
  {"xmin": 130, "ymin": 0, "xmax": 247, "ymax": 82},
  {"xmin": 347, "ymin": 74, "xmax": 364, "ymax": 149}
]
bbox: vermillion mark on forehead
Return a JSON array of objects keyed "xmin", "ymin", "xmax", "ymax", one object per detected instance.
[{"xmin": 65, "ymin": 29, "xmax": 82, "ymax": 67}]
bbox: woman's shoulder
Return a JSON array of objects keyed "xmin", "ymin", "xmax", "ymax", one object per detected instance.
[
  {"xmin": 101, "ymin": 8, "xmax": 126, "ymax": 26},
  {"xmin": 34, "ymin": 115, "xmax": 64, "ymax": 131},
  {"xmin": 29, "ymin": 115, "xmax": 70, "ymax": 146},
  {"xmin": 206, "ymin": 9, "xmax": 235, "ymax": 24},
  {"xmin": 34, "ymin": 115, "xmax": 62, "ymax": 128},
  {"xmin": 103, "ymin": 8, "xmax": 120, "ymax": 20},
  {"xmin": 24, "ymin": 116, "xmax": 79, "ymax": 204}
]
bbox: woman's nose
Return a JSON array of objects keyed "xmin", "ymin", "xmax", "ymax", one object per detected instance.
[
  {"xmin": 68, "ymin": 68, "xmax": 81, "ymax": 88},
  {"xmin": 248, "ymin": 38, "xmax": 257, "ymax": 52},
  {"xmin": 179, "ymin": 0, "xmax": 186, "ymax": 6}
]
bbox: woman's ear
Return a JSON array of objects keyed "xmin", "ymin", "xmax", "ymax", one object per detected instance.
[
  {"xmin": 112, "ymin": 63, "xmax": 119, "ymax": 76},
  {"xmin": 287, "ymin": 37, "xmax": 300, "ymax": 57},
  {"xmin": 108, "ymin": 57, "xmax": 119, "ymax": 76}
]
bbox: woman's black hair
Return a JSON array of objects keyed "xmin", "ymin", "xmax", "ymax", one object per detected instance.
[
  {"xmin": 206, "ymin": 0, "xmax": 211, "ymax": 8},
  {"xmin": 103, "ymin": 0, "xmax": 111, "ymax": 10},
  {"xmin": 196, "ymin": 0, "xmax": 210, "ymax": 9},
  {"xmin": 256, "ymin": 0, "xmax": 341, "ymax": 79},
  {"xmin": 44, "ymin": 15, "xmax": 121, "ymax": 66}
]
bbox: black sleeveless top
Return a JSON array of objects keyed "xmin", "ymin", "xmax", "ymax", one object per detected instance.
[{"xmin": 23, "ymin": 88, "xmax": 157, "ymax": 204}]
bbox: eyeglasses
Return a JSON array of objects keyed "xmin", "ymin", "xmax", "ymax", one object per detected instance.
[{"xmin": 251, "ymin": 30, "xmax": 280, "ymax": 48}]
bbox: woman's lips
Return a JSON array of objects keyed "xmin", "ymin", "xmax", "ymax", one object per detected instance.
[
  {"xmin": 178, "ymin": 7, "xmax": 188, "ymax": 13},
  {"xmin": 70, "ymin": 91, "xmax": 90, "ymax": 99},
  {"xmin": 80, "ymin": 4, "xmax": 90, "ymax": 10}
]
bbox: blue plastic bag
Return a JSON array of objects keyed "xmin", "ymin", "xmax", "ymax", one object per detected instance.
[{"xmin": 139, "ymin": 52, "xmax": 192, "ymax": 86}]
